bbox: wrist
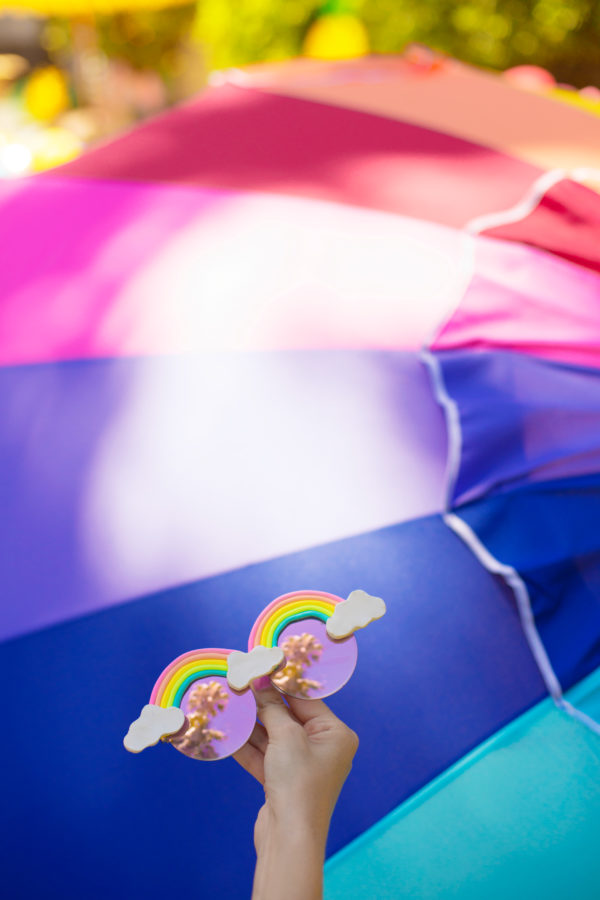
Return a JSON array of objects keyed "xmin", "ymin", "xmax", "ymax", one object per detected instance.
[
  {"xmin": 269, "ymin": 781, "xmax": 335, "ymax": 827},
  {"xmin": 253, "ymin": 813, "xmax": 325, "ymax": 900},
  {"xmin": 268, "ymin": 799, "xmax": 330, "ymax": 846},
  {"xmin": 263, "ymin": 811, "xmax": 327, "ymax": 851},
  {"xmin": 254, "ymin": 809, "xmax": 329, "ymax": 860}
]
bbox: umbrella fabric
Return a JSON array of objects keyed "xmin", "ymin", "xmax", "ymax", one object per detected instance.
[
  {"xmin": 236, "ymin": 55, "xmax": 600, "ymax": 173},
  {"xmin": 1, "ymin": 54, "xmax": 599, "ymax": 899},
  {"xmin": 326, "ymin": 667, "xmax": 600, "ymax": 900}
]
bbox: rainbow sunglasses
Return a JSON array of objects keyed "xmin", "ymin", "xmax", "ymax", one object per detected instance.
[{"xmin": 124, "ymin": 589, "xmax": 385, "ymax": 761}]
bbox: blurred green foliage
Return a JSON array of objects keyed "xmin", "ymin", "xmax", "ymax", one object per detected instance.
[
  {"xmin": 96, "ymin": 5, "xmax": 196, "ymax": 76},
  {"xmin": 191, "ymin": 0, "xmax": 322, "ymax": 69},
  {"xmin": 359, "ymin": 0, "xmax": 600, "ymax": 86},
  {"xmin": 97, "ymin": 0, "xmax": 600, "ymax": 88}
]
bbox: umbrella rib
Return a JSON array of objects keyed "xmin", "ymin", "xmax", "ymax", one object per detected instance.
[
  {"xmin": 444, "ymin": 511, "xmax": 600, "ymax": 737},
  {"xmin": 420, "ymin": 167, "xmax": 600, "ymax": 738},
  {"xmin": 444, "ymin": 511, "xmax": 562, "ymax": 701}
]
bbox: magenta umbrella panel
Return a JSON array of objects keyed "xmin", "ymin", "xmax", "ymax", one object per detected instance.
[{"xmin": 1, "ymin": 59, "xmax": 600, "ymax": 900}]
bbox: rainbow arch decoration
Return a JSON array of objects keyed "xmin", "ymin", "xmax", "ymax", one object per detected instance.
[
  {"xmin": 150, "ymin": 648, "xmax": 231, "ymax": 709},
  {"xmin": 248, "ymin": 590, "xmax": 341, "ymax": 650}
]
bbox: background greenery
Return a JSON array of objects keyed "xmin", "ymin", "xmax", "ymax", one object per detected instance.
[{"xmin": 94, "ymin": 0, "xmax": 600, "ymax": 88}]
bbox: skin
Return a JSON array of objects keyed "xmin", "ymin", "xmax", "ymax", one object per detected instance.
[{"xmin": 233, "ymin": 680, "xmax": 359, "ymax": 900}]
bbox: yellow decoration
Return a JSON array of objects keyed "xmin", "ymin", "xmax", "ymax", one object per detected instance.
[
  {"xmin": 24, "ymin": 66, "xmax": 70, "ymax": 122},
  {"xmin": 303, "ymin": 13, "xmax": 369, "ymax": 60},
  {"xmin": 549, "ymin": 88, "xmax": 600, "ymax": 118},
  {"xmin": 32, "ymin": 127, "xmax": 82, "ymax": 171},
  {"xmin": 0, "ymin": 0, "xmax": 189, "ymax": 11}
]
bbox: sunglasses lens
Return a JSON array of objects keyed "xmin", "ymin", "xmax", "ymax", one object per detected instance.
[
  {"xmin": 271, "ymin": 617, "xmax": 358, "ymax": 700},
  {"xmin": 168, "ymin": 675, "xmax": 256, "ymax": 760}
]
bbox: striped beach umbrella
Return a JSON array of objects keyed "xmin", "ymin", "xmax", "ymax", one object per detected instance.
[{"xmin": 1, "ymin": 53, "xmax": 600, "ymax": 899}]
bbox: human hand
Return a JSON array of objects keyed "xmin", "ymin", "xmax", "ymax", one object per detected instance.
[{"xmin": 233, "ymin": 680, "xmax": 358, "ymax": 898}]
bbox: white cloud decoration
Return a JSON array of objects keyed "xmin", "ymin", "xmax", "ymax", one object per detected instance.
[
  {"xmin": 227, "ymin": 646, "xmax": 285, "ymax": 691},
  {"xmin": 123, "ymin": 704, "xmax": 186, "ymax": 753},
  {"xmin": 326, "ymin": 589, "xmax": 386, "ymax": 639}
]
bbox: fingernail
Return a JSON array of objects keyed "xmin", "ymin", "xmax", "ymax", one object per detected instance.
[{"xmin": 253, "ymin": 676, "xmax": 272, "ymax": 691}]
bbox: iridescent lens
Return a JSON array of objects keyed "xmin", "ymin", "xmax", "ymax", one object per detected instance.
[
  {"xmin": 169, "ymin": 675, "xmax": 255, "ymax": 761},
  {"xmin": 271, "ymin": 618, "xmax": 358, "ymax": 700}
]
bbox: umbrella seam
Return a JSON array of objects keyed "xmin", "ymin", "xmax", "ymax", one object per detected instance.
[{"xmin": 420, "ymin": 167, "xmax": 600, "ymax": 737}]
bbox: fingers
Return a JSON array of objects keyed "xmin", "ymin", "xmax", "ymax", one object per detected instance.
[
  {"xmin": 232, "ymin": 722, "xmax": 268, "ymax": 783},
  {"xmin": 232, "ymin": 741, "xmax": 265, "ymax": 784},
  {"xmin": 252, "ymin": 682, "xmax": 294, "ymax": 735},
  {"xmin": 247, "ymin": 721, "xmax": 268, "ymax": 755},
  {"xmin": 286, "ymin": 695, "xmax": 340, "ymax": 725},
  {"xmin": 287, "ymin": 696, "xmax": 358, "ymax": 757}
]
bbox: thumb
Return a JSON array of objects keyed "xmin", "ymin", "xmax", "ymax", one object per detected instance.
[{"xmin": 252, "ymin": 681, "xmax": 293, "ymax": 735}]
